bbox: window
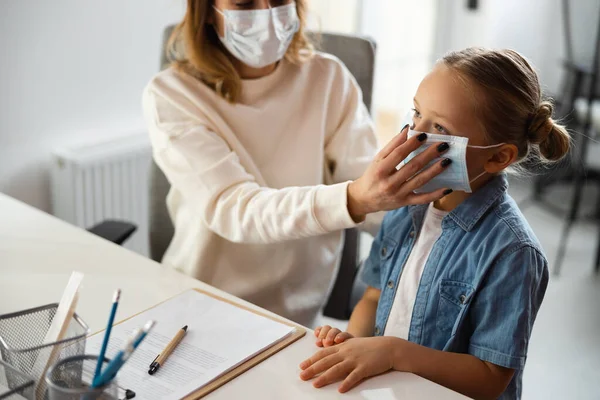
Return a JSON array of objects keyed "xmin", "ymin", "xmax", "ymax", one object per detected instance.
[{"xmin": 306, "ymin": 0, "xmax": 438, "ymax": 145}]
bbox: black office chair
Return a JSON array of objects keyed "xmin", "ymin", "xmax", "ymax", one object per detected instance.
[{"xmin": 87, "ymin": 220, "xmax": 136, "ymax": 246}]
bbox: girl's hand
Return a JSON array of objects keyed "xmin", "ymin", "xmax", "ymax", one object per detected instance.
[
  {"xmin": 314, "ymin": 325, "xmax": 354, "ymax": 347},
  {"xmin": 347, "ymin": 126, "xmax": 452, "ymax": 221},
  {"xmin": 299, "ymin": 337, "xmax": 400, "ymax": 393}
]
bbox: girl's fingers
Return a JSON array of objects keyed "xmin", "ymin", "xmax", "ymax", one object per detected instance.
[
  {"xmin": 300, "ymin": 353, "xmax": 342, "ymax": 381},
  {"xmin": 299, "ymin": 347, "xmax": 337, "ymax": 371},
  {"xmin": 338, "ymin": 369, "xmax": 365, "ymax": 393},
  {"xmin": 314, "ymin": 327, "xmax": 321, "ymax": 338},
  {"xmin": 316, "ymin": 325, "xmax": 331, "ymax": 345},
  {"xmin": 318, "ymin": 326, "xmax": 331, "ymax": 340},
  {"xmin": 312, "ymin": 361, "xmax": 353, "ymax": 389},
  {"xmin": 334, "ymin": 332, "xmax": 352, "ymax": 343},
  {"xmin": 324, "ymin": 329, "xmax": 341, "ymax": 346}
]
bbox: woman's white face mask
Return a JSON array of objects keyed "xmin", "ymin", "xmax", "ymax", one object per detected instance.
[{"xmin": 213, "ymin": 3, "xmax": 300, "ymax": 68}]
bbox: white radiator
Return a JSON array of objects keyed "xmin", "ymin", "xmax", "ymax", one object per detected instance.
[{"xmin": 51, "ymin": 134, "xmax": 153, "ymax": 256}]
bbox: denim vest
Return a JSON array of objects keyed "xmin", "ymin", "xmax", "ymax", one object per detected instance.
[{"xmin": 361, "ymin": 174, "xmax": 549, "ymax": 400}]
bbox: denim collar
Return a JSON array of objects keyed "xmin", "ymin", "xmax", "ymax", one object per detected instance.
[{"xmin": 409, "ymin": 174, "xmax": 509, "ymax": 232}]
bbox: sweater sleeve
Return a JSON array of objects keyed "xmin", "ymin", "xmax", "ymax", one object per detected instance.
[
  {"xmin": 143, "ymin": 87, "xmax": 358, "ymax": 245},
  {"xmin": 323, "ymin": 57, "xmax": 382, "ymax": 237}
]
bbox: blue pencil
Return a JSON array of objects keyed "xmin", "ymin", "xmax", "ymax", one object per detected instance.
[
  {"xmin": 91, "ymin": 320, "xmax": 155, "ymax": 389},
  {"xmin": 92, "ymin": 327, "xmax": 140, "ymax": 389},
  {"xmin": 133, "ymin": 320, "xmax": 156, "ymax": 349},
  {"xmin": 94, "ymin": 289, "xmax": 121, "ymax": 381}
]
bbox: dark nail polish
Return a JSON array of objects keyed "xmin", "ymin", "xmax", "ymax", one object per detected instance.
[
  {"xmin": 417, "ymin": 133, "xmax": 428, "ymax": 142},
  {"xmin": 441, "ymin": 158, "xmax": 452, "ymax": 168},
  {"xmin": 443, "ymin": 189, "xmax": 453, "ymax": 195},
  {"xmin": 437, "ymin": 142, "xmax": 450, "ymax": 152},
  {"xmin": 401, "ymin": 123, "xmax": 409, "ymax": 132}
]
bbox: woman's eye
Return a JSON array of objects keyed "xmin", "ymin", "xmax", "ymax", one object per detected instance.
[
  {"xmin": 412, "ymin": 108, "xmax": 421, "ymax": 118},
  {"xmin": 234, "ymin": 0, "xmax": 254, "ymax": 8}
]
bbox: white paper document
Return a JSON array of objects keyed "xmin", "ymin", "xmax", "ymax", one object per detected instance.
[{"xmin": 86, "ymin": 290, "xmax": 295, "ymax": 400}]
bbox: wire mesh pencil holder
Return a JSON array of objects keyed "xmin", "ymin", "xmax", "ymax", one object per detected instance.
[
  {"xmin": 45, "ymin": 355, "xmax": 118, "ymax": 400},
  {"xmin": 0, "ymin": 359, "xmax": 35, "ymax": 400},
  {"xmin": 0, "ymin": 304, "xmax": 90, "ymax": 399}
]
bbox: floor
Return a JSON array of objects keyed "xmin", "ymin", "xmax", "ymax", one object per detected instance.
[{"xmin": 315, "ymin": 177, "xmax": 600, "ymax": 400}]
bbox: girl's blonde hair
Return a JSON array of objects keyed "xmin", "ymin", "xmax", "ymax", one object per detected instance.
[
  {"xmin": 442, "ymin": 47, "xmax": 571, "ymax": 163},
  {"xmin": 167, "ymin": 0, "xmax": 313, "ymax": 103}
]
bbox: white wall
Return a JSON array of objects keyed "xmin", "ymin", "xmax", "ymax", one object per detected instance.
[
  {"xmin": 0, "ymin": 1, "xmax": 185, "ymax": 212},
  {"xmin": 434, "ymin": 0, "xmax": 566, "ymax": 95}
]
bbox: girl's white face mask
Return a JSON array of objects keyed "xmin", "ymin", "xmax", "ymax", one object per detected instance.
[
  {"xmin": 213, "ymin": 3, "xmax": 299, "ymax": 69},
  {"xmin": 403, "ymin": 130, "xmax": 504, "ymax": 193}
]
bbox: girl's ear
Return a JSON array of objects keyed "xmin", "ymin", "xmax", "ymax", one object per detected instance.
[{"xmin": 484, "ymin": 144, "xmax": 518, "ymax": 173}]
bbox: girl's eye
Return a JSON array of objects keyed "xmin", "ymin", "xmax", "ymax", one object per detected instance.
[
  {"xmin": 411, "ymin": 108, "xmax": 421, "ymax": 129},
  {"xmin": 434, "ymin": 124, "xmax": 449, "ymax": 134}
]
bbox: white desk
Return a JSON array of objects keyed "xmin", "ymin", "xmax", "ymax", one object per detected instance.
[{"xmin": 0, "ymin": 193, "xmax": 467, "ymax": 400}]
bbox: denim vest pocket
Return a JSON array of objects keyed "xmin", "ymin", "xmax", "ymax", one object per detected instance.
[
  {"xmin": 436, "ymin": 280, "xmax": 474, "ymax": 334},
  {"xmin": 379, "ymin": 237, "xmax": 397, "ymax": 261}
]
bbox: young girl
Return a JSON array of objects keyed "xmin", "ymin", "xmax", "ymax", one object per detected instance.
[{"xmin": 299, "ymin": 48, "xmax": 570, "ymax": 399}]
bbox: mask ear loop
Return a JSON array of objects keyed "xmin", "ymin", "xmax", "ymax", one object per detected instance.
[
  {"xmin": 213, "ymin": 6, "xmax": 225, "ymax": 17},
  {"xmin": 467, "ymin": 142, "xmax": 506, "ymax": 184},
  {"xmin": 469, "ymin": 170, "xmax": 488, "ymax": 184},
  {"xmin": 468, "ymin": 142, "xmax": 506, "ymax": 149}
]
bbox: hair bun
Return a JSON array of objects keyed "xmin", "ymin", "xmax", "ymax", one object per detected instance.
[
  {"xmin": 528, "ymin": 102, "xmax": 554, "ymax": 144},
  {"xmin": 527, "ymin": 101, "xmax": 571, "ymax": 161}
]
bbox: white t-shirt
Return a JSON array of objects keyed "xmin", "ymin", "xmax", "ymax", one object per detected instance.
[
  {"xmin": 384, "ymin": 203, "xmax": 448, "ymax": 339},
  {"xmin": 143, "ymin": 52, "xmax": 382, "ymax": 326}
]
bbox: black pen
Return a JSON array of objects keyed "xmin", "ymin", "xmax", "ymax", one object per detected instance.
[{"xmin": 148, "ymin": 325, "xmax": 187, "ymax": 375}]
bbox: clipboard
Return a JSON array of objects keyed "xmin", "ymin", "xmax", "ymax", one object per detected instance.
[{"xmin": 91, "ymin": 288, "xmax": 306, "ymax": 399}]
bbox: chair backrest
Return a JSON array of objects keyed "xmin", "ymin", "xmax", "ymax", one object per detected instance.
[{"xmin": 149, "ymin": 27, "xmax": 376, "ymax": 265}]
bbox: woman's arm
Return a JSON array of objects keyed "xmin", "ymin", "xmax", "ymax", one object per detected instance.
[
  {"xmin": 145, "ymin": 87, "xmax": 358, "ymax": 244},
  {"xmin": 144, "ymin": 87, "xmax": 450, "ymax": 245}
]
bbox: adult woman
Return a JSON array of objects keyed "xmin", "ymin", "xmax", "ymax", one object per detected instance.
[{"xmin": 142, "ymin": 0, "xmax": 451, "ymax": 326}]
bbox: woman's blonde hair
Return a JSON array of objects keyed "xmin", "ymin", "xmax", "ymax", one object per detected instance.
[
  {"xmin": 167, "ymin": 0, "xmax": 313, "ymax": 103},
  {"xmin": 442, "ymin": 47, "xmax": 571, "ymax": 163}
]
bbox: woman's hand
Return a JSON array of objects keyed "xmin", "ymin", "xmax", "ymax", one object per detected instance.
[
  {"xmin": 347, "ymin": 126, "xmax": 451, "ymax": 221},
  {"xmin": 314, "ymin": 325, "xmax": 354, "ymax": 348},
  {"xmin": 299, "ymin": 337, "xmax": 401, "ymax": 393}
]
